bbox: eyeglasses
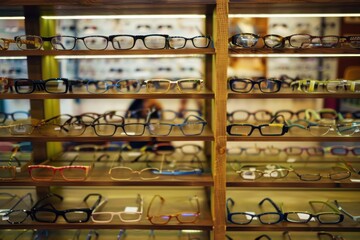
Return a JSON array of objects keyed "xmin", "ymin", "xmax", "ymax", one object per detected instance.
[
  {"xmin": 147, "ymin": 195, "xmax": 200, "ymax": 224},
  {"xmin": 0, "ymin": 77, "xmax": 12, "ymax": 93},
  {"xmin": 12, "ymin": 78, "xmax": 71, "ymax": 94},
  {"xmin": 283, "ymin": 146, "xmax": 325, "ymax": 156},
  {"xmin": 272, "ymin": 109, "xmax": 306, "ymax": 121},
  {"xmin": 91, "ymin": 194, "xmax": 143, "ymax": 223},
  {"xmin": 150, "ymin": 152, "xmax": 203, "ymax": 176},
  {"xmin": 228, "ymin": 33, "xmax": 284, "ymax": 49},
  {"xmin": 291, "ymin": 79, "xmax": 360, "ymax": 93},
  {"xmin": 91, "ymin": 115, "xmax": 147, "ymax": 137},
  {"xmin": 307, "ymin": 120, "xmax": 360, "ymax": 137},
  {"xmin": 293, "ymin": 165, "xmax": 351, "ymax": 181},
  {"xmin": 307, "ymin": 201, "xmax": 344, "ymax": 224},
  {"xmin": 334, "ymin": 200, "xmax": 360, "ymax": 222},
  {"xmin": 227, "ymin": 146, "xmax": 282, "ymax": 156},
  {"xmin": 326, "ymin": 145, "xmax": 360, "ymax": 156},
  {"xmin": 108, "ymin": 165, "xmax": 159, "ymax": 180},
  {"xmin": 15, "ymin": 35, "xmax": 109, "ymax": 50},
  {"xmin": 168, "ymin": 36, "xmax": 211, "ymax": 49},
  {"xmin": 86, "ymin": 79, "xmax": 144, "ymax": 94},
  {"xmin": 228, "ymin": 77, "xmax": 282, "ymax": 93},
  {"xmin": 282, "ymin": 34, "xmax": 342, "ymax": 48},
  {"xmin": 226, "ymin": 197, "xmax": 283, "ymax": 225},
  {"xmin": 0, "ymin": 145, "xmax": 22, "ymax": 180},
  {"xmin": 30, "ymin": 193, "xmax": 102, "ymax": 223},
  {"xmin": 0, "ymin": 38, "xmax": 18, "ymax": 50},
  {"xmin": 2, "ymin": 193, "xmax": 34, "ymax": 224},
  {"xmin": 28, "ymin": 163, "xmax": 93, "ymax": 182},
  {"xmin": 340, "ymin": 35, "xmax": 360, "ymax": 49},
  {"xmin": 147, "ymin": 115, "xmax": 207, "ymax": 136},
  {"xmin": 317, "ymin": 232, "xmax": 346, "ymax": 240},
  {"xmin": 231, "ymin": 163, "xmax": 293, "ymax": 180},
  {"xmin": 109, "ymin": 34, "xmax": 169, "ymax": 50},
  {"xmin": 227, "ymin": 117, "xmax": 289, "ymax": 136},
  {"xmin": 283, "ymin": 200, "xmax": 344, "ymax": 224},
  {"xmin": 11, "ymin": 35, "xmax": 43, "ymax": 50},
  {"xmin": 0, "ymin": 111, "xmax": 30, "ymax": 123},
  {"xmin": 144, "ymin": 78, "xmax": 204, "ymax": 93},
  {"xmin": 227, "ymin": 110, "xmax": 273, "ymax": 123}
]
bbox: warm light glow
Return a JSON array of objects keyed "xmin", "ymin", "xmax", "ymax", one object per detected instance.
[
  {"xmin": 229, "ymin": 54, "xmax": 360, "ymax": 58},
  {"xmin": 229, "ymin": 13, "xmax": 360, "ymax": 18},
  {"xmin": 54, "ymin": 54, "xmax": 205, "ymax": 59},
  {"xmin": 0, "ymin": 16, "xmax": 25, "ymax": 20},
  {"xmin": 0, "ymin": 57, "xmax": 27, "ymax": 60},
  {"xmin": 42, "ymin": 15, "xmax": 205, "ymax": 20}
]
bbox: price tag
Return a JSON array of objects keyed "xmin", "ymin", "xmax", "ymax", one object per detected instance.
[
  {"xmin": 74, "ymin": 126, "xmax": 83, "ymax": 130},
  {"xmin": 16, "ymin": 167, "xmax": 21, "ymax": 173},
  {"xmin": 54, "ymin": 127, "xmax": 61, "ymax": 131},
  {"xmin": 124, "ymin": 207, "xmax": 138, "ymax": 213},
  {"xmin": 350, "ymin": 179, "xmax": 360, "ymax": 183}
]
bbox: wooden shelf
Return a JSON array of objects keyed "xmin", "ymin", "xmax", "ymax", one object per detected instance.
[
  {"xmin": 229, "ymin": 48, "xmax": 360, "ymax": 55},
  {"xmin": 0, "ymin": 127, "xmax": 214, "ymax": 142},
  {"xmin": 227, "ymin": 136, "xmax": 360, "ymax": 142},
  {"xmin": 227, "ymin": 91, "xmax": 360, "ymax": 99},
  {"xmin": 0, "ymin": 221, "xmax": 214, "ymax": 230},
  {"xmin": 226, "ymin": 176, "xmax": 360, "ymax": 188},
  {"xmin": 0, "ymin": 49, "xmax": 215, "ymax": 57},
  {"xmin": 3, "ymin": 171, "xmax": 214, "ymax": 187},
  {"xmin": 229, "ymin": 1, "xmax": 360, "ymax": 14},
  {"xmin": 0, "ymin": 89, "xmax": 214, "ymax": 100},
  {"xmin": 226, "ymin": 223, "xmax": 360, "ymax": 232}
]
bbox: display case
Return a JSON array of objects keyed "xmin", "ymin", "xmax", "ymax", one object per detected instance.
[{"xmin": 0, "ymin": 0, "xmax": 359, "ymax": 239}]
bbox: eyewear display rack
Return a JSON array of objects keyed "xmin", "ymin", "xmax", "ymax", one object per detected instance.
[{"xmin": 0, "ymin": 0, "xmax": 360, "ymax": 240}]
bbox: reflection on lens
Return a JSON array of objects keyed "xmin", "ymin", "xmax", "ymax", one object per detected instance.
[
  {"xmin": 285, "ymin": 212, "xmax": 311, "ymax": 223},
  {"xmin": 289, "ymin": 34, "xmax": 311, "ymax": 48},
  {"xmin": 258, "ymin": 213, "xmax": 281, "ymax": 224},
  {"xmin": 177, "ymin": 79, "xmax": 203, "ymax": 92},
  {"xmin": 182, "ymin": 122, "xmax": 204, "ymax": 135},
  {"xmin": 83, "ymin": 36, "xmax": 108, "ymax": 50},
  {"xmin": 30, "ymin": 167, "xmax": 54, "ymax": 180},
  {"xmin": 62, "ymin": 167, "xmax": 88, "ymax": 180},
  {"xmin": 230, "ymin": 212, "xmax": 252, "ymax": 224},
  {"xmin": 177, "ymin": 212, "xmax": 198, "ymax": 223},
  {"xmin": 193, "ymin": 36, "xmax": 210, "ymax": 48},
  {"xmin": 229, "ymin": 79, "xmax": 253, "ymax": 93},
  {"xmin": 45, "ymin": 79, "xmax": 67, "ymax": 93},
  {"xmin": 146, "ymin": 79, "xmax": 170, "ymax": 93},
  {"xmin": 258, "ymin": 79, "xmax": 280, "ymax": 93},
  {"xmin": 260, "ymin": 125, "xmax": 284, "ymax": 135},
  {"xmin": 264, "ymin": 35, "xmax": 283, "ymax": 48},
  {"xmin": 64, "ymin": 211, "xmax": 88, "ymax": 222},
  {"xmin": 229, "ymin": 125, "xmax": 252, "ymax": 136},
  {"xmin": 116, "ymin": 79, "xmax": 143, "ymax": 93},
  {"xmin": 143, "ymin": 35, "xmax": 166, "ymax": 49},
  {"xmin": 87, "ymin": 80, "xmax": 114, "ymax": 93},
  {"xmin": 15, "ymin": 79, "xmax": 33, "ymax": 94},
  {"xmin": 16, "ymin": 35, "xmax": 42, "ymax": 50},
  {"xmin": 168, "ymin": 37, "xmax": 186, "ymax": 49},
  {"xmin": 51, "ymin": 36, "xmax": 76, "ymax": 50},
  {"xmin": 111, "ymin": 35, "xmax": 135, "ymax": 50}
]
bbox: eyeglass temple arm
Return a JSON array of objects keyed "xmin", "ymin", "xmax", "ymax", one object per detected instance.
[
  {"xmin": 92, "ymin": 198, "xmax": 108, "ymax": 213},
  {"xmin": 226, "ymin": 197, "xmax": 235, "ymax": 214},
  {"xmin": 10, "ymin": 193, "xmax": 34, "ymax": 210},
  {"xmin": 147, "ymin": 194, "xmax": 165, "ymax": 219},
  {"xmin": 334, "ymin": 200, "xmax": 354, "ymax": 219},
  {"xmin": 308, "ymin": 200, "xmax": 340, "ymax": 213},
  {"xmin": 258, "ymin": 197, "xmax": 282, "ymax": 213},
  {"xmin": 86, "ymin": 230, "xmax": 99, "ymax": 240},
  {"xmin": 33, "ymin": 192, "xmax": 63, "ymax": 209},
  {"xmin": 83, "ymin": 193, "xmax": 102, "ymax": 210},
  {"xmin": 282, "ymin": 231, "xmax": 293, "ymax": 240}
]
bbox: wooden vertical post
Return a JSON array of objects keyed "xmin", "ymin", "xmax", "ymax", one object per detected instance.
[{"xmin": 213, "ymin": 0, "xmax": 228, "ymax": 239}]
